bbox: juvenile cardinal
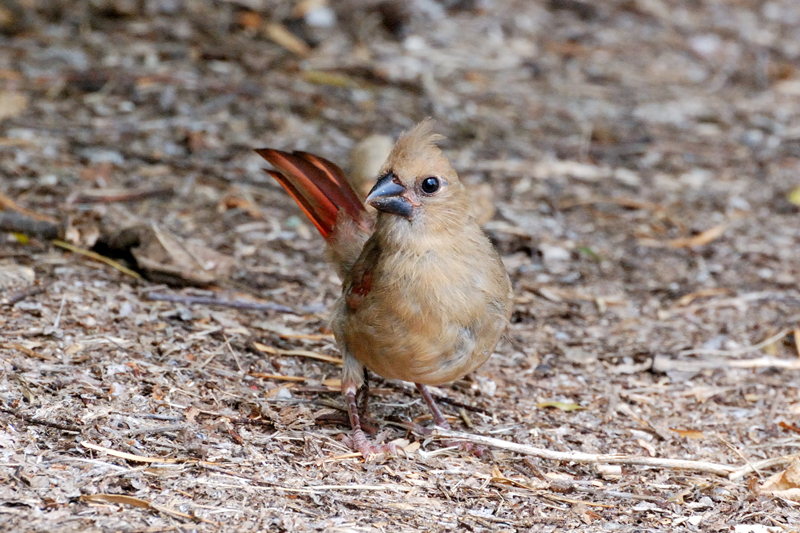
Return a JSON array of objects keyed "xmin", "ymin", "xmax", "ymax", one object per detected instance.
[{"xmin": 255, "ymin": 119, "xmax": 513, "ymax": 456}]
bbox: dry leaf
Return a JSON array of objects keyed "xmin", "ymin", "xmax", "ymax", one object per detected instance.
[
  {"xmin": 537, "ymin": 400, "xmax": 583, "ymax": 411},
  {"xmin": 759, "ymin": 459, "xmax": 800, "ymax": 502},
  {"xmin": 82, "ymin": 494, "xmax": 151, "ymax": 508},
  {"xmin": 220, "ymin": 195, "xmax": 263, "ymax": 218},
  {"xmin": 490, "ymin": 467, "xmax": 540, "ymax": 490},
  {"xmin": 530, "ymin": 160, "xmax": 610, "ymax": 181},
  {"xmin": 253, "ymin": 342, "xmax": 277, "ymax": 354},
  {"xmin": 595, "ymin": 464, "xmax": 622, "ymax": 480},
  {"xmin": 264, "ymin": 22, "xmax": 310, "ymax": 56},
  {"xmin": 779, "ymin": 421, "xmax": 800, "ymax": 434},
  {"xmin": 110, "ymin": 224, "xmax": 236, "ymax": 286},
  {"xmin": 668, "ymin": 486, "xmax": 692, "ymax": 504},
  {"xmin": 65, "ymin": 213, "xmax": 101, "ymax": 248},
  {"xmin": 322, "ymin": 378, "xmax": 341, "ymax": 388},
  {"xmin": 185, "ymin": 406, "xmax": 200, "ymax": 424},
  {"xmin": 80, "ymin": 441, "xmax": 177, "ymax": 463},
  {"xmin": 0, "ymin": 91, "xmax": 28, "ymax": 121},
  {"xmin": 304, "ymin": 70, "xmax": 358, "ymax": 88},
  {"xmin": 670, "ymin": 428, "xmax": 705, "ymax": 439},
  {"xmin": 640, "ymin": 224, "xmax": 726, "ymax": 248},
  {"xmin": 676, "ymin": 287, "xmax": 732, "ymax": 306},
  {"xmin": 237, "ymin": 10, "xmax": 262, "ymax": 30},
  {"xmin": 788, "ymin": 187, "xmax": 800, "ymax": 205},
  {"xmin": 81, "ymin": 493, "xmax": 214, "ymax": 524}
]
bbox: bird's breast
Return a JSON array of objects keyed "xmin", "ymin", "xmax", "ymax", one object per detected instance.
[{"xmin": 335, "ymin": 242, "xmax": 511, "ymax": 385}]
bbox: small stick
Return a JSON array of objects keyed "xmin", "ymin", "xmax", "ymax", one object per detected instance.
[
  {"xmin": 224, "ymin": 334, "xmax": 243, "ymax": 374},
  {"xmin": 53, "ymin": 294, "xmax": 66, "ymax": 329},
  {"xmin": 122, "ymin": 424, "xmax": 185, "ymax": 436},
  {"xmin": 52, "ymin": 240, "xmax": 141, "ymax": 279},
  {"xmin": 248, "ymin": 373, "xmax": 306, "ymax": 382},
  {"xmin": 253, "ymin": 343, "xmax": 342, "ymax": 365},
  {"xmin": 660, "ymin": 290, "xmax": 800, "ymax": 319},
  {"xmin": 69, "ymin": 186, "xmax": 174, "ymax": 205},
  {"xmin": 728, "ymin": 357, "xmax": 800, "ymax": 369},
  {"xmin": 1, "ymin": 282, "xmax": 47, "ymax": 306},
  {"xmin": 434, "ymin": 429, "xmax": 736, "ymax": 477},
  {"xmin": 4, "ymin": 342, "xmax": 57, "ymax": 361},
  {"xmin": 679, "ymin": 330, "xmax": 789, "ymax": 357},
  {"xmin": 728, "ymin": 454, "xmax": 800, "ymax": 481},
  {"xmin": 80, "ymin": 441, "xmax": 178, "ymax": 463},
  {"xmin": 559, "ymin": 196, "xmax": 668, "ymax": 213},
  {"xmin": 639, "ymin": 224, "xmax": 726, "ymax": 249},
  {"xmin": 226, "ymin": 417, "xmax": 274, "ymax": 427},
  {"xmin": 718, "ymin": 435, "xmax": 762, "ymax": 480},
  {"xmin": 0, "ymin": 211, "xmax": 61, "ymax": 240},
  {"xmin": 794, "ymin": 330, "xmax": 800, "ymax": 359},
  {"xmin": 0, "ymin": 191, "xmax": 59, "ymax": 224},
  {"xmin": 0, "ymin": 407, "xmax": 81, "ymax": 432},
  {"xmin": 119, "ymin": 413, "xmax": 184, "ymax": 421},
  {"xmin": 146, "ymin": 292, "xmax": 295, "ymax": 314}
]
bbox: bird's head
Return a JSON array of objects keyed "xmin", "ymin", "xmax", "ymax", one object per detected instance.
[{"xmin": 365, "ymin": 119, "xmax": 469, "ymax": 232}]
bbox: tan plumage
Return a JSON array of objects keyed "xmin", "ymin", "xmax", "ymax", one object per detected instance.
[{"xmin": 256, "ymin": 119, "xmax": 513, "ymax": 456}]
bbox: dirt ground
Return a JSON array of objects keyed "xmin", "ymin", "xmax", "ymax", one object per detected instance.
[{"xmin": 2, "ymin": 0, "xmax": 800, "ymax": 531}]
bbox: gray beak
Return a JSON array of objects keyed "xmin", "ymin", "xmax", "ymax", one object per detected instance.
[{"xmin": 366, "ymin": 172, "xmax": 413, "ymax": 219}]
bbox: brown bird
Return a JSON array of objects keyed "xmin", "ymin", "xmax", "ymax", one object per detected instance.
[{"xmin": 255, "ymin": 119, "xmax": 513, "ymax": 456}]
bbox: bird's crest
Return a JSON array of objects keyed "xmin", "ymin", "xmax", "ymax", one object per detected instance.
[{"xmin": 382, "ymin": 119, "xmax": 457, "ymax": 181}]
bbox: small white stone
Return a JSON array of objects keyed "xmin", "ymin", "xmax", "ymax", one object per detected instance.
[
  {"xmin": 757, "ymin": 268, "xmax": 773, "ymax": 279},
  {"xmin": 118, "ymin": 301, "xmax": 132, "ymax": 318},
  {"xmin": 403, "ymin": 35, "xmax": 427, "ymax": 52},
  {"xmin": 305, "ymin": 6, "xmax": 336, "ymax": 27},
  {"xmin": 276, "ymin": 387, "xmax": 293, "ymax": 399},
  {"xmin": 539, "ymin": 243, "xmax": 570, "ymax": 263}
]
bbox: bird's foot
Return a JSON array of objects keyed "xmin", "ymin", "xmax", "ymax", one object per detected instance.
[{"xmin": 347, "ymin": 428, "xmax": 397, "ymax": 458}]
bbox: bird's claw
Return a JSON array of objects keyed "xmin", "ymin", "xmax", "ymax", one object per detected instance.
[{"xmin": 349, "ymin": 428, "xmax": 397, "ymax": 458}]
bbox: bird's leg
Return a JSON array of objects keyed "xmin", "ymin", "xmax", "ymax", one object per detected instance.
[
  {"xmin": 415, "ymin": 383, "xmax": 451, "ymax": 429},
  {"xmin": 341, "ymin": 354, "xmax": 395, "ymax": 457},
  {"xmin": 344, "ymin": 381, "xmax": 396, "ymax": 458},
  {"xmin": 356, "ymin": 367, "xmax": 370, "ymax": 418},
  {"xmin": 414, "ymin": 383, "xmax": 487, "ymax": 457}
]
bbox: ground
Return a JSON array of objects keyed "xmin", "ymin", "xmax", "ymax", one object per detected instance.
[{"xmin": 2, "ymin": 0, "xmax": 800, "ymax": 531}]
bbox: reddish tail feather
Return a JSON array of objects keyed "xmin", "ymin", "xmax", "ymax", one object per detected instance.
[{"xmin": 254, "ymin": 148, "xmax": 368, "ymax": 240}]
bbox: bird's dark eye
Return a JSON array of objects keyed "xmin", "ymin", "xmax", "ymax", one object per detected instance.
[{"xmin": 420, "ymin": 177, "xmax": 440, "ymax": 194}]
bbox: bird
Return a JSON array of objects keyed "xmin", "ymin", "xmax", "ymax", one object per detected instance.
[{"xmin": 255, "ymin": 119, "xmax": 513, "ymax": 457}]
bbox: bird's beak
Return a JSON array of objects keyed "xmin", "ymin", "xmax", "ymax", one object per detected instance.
[{"xmin": 365, "ymin": 172, "xmax": 413, "ymax": 218}]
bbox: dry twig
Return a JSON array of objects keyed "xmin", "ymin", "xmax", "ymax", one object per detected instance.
[
  {"xmin": 434, "ymin": 429, "xmax": 736, "ymax": 476},
  {"xmin": 0, "ymin": 406, "xmax": 81, "ymax": 432},
  {"xmin": 80, "ymin": 494, "xmax": 218, "ymax": 525},
  {"xmin": 53, "ymin": 240, "xmax": 141, "ymax": 279},
  {"xmin": 679, "ymin": 330, "xmax": 790, "ymax": 357},
  {"xmin": 0, "ymin": 211, "xmax": 61, "ymax": 239},
  {"xmin": 639, "ymin": 224, "xmax": 726, "ymax": 248},
  {"xmin": 0, "ymin": 282, "xmax": 47, "ymax": 306},
  {"xmin": 147, "ymin": 291, "xmax": 295, "ymax": 313},
  {"xmin": 3, "ymin": 342, "xmax": 58, "ymax": 361},
  {"xmin": 0, "ymin": 191, "xmax": 59, "ymax": 224},
  {"xmin": 660, "ymin": 290, "xmax": 800, "ymax": 319},
  {"xmin": 68, "ymin": 186, "xmax": 174, "ymax": 204}
]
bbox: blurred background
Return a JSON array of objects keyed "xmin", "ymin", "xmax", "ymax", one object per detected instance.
[{"xmin": 2, "ymin": 1, "xmax": 800, "ymax": 529}]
